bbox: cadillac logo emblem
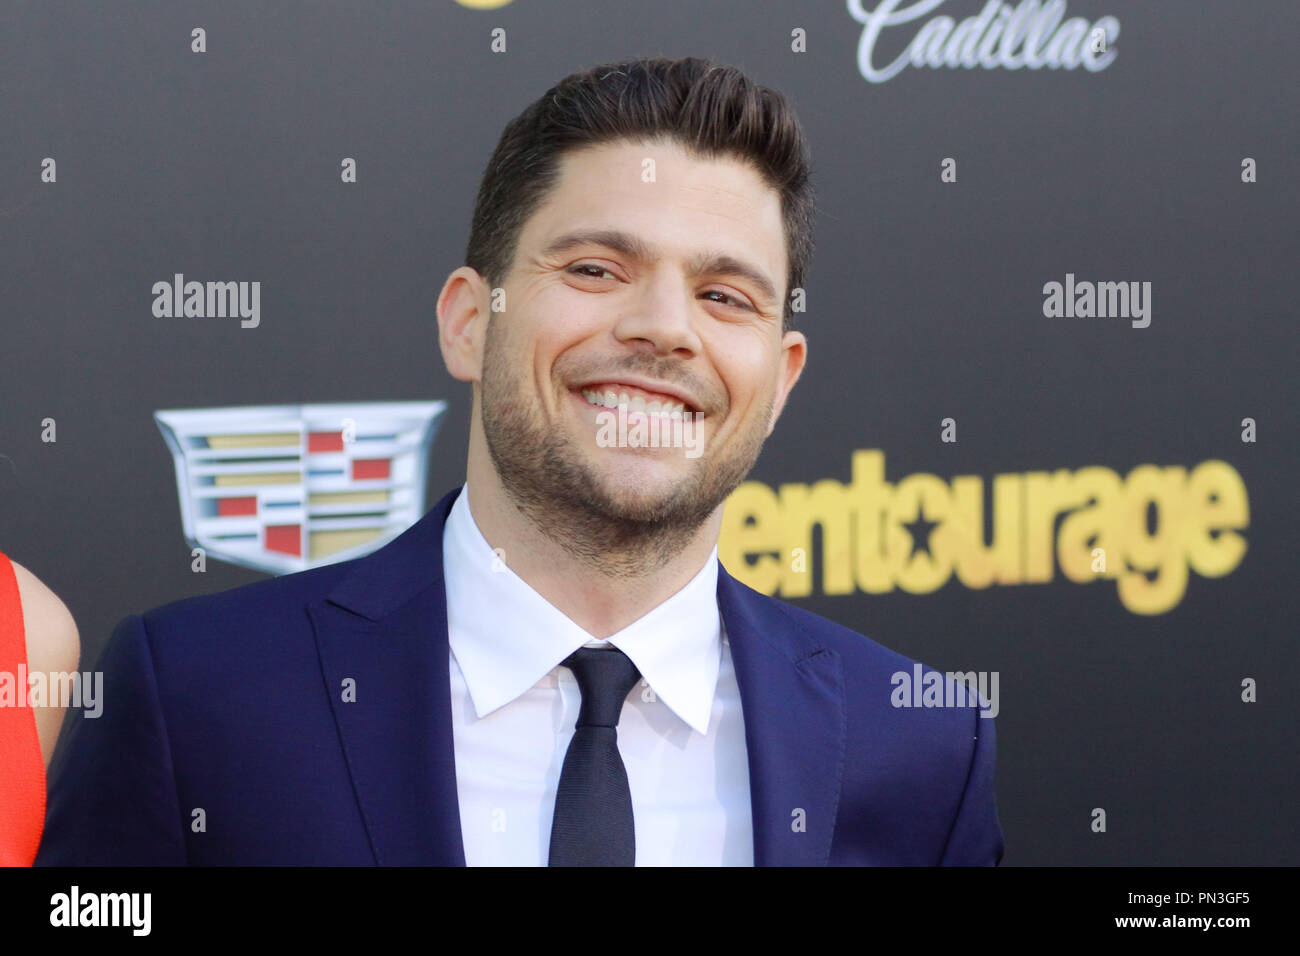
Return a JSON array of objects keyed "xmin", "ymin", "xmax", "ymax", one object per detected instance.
[{"xmin": 154, "ymin": 401, "xmax": 446, "ymax": 574}]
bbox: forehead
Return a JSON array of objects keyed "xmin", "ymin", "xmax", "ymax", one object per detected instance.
[{"xmin": 520, "ymin": 137, "xmax": 787, "ymax": 290}]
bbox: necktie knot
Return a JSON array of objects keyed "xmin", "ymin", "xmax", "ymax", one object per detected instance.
[{"xmin": 562, "ymin": 646, "xmax": 642, "ymax": 729}]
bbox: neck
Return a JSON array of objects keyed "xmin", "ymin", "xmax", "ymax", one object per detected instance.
[{"xmin": 462, "ymin": 442, "xmax": 721, "ymax": 639}]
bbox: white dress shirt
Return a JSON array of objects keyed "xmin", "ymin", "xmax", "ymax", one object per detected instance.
[{"xmin": 443, "ymin": 483, "xmax": 753, "ymax": 866}]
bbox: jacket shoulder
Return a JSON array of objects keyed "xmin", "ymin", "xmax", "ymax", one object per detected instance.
[
  {"xmin": 726, "ymin": 573, "xmax": 921, "ymax": 674},
  {"xmin": 128, "ymin": 559, "xmax": 361, "ymax": 658},
  {"xmin": 153, "ymin": 558, "xmax": 355, "ymax": 615},
  {"xmin": 725, "ymin": 576, "xmax": 991, "ymax": 718}
]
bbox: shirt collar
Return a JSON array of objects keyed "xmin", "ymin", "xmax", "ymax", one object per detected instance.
[{"xmin": 443, "ymin": 483, "xmax": 722, "ymax": 734}]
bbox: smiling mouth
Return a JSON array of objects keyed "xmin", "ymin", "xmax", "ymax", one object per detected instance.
[{"xmin": 574, "ymin": 385, "xmax": 701, "ymax": 418}]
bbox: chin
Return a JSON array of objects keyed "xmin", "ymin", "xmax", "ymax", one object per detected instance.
[{"xmin": 585, "ymin": 465, "xmax": 695, "ymax": 518}]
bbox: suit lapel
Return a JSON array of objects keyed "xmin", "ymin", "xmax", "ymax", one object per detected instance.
[
  {"xmin": 308, "ymin": 487, "xmax": 466, "ymax": 865},
  {"xmin": 718, "ymin": 565, "xmax": 846, "ymax": 866}
]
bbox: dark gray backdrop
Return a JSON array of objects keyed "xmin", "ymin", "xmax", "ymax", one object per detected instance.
[{"xmin": 2, "ymin": 0, "xmax": 1296, "ymax": 865}]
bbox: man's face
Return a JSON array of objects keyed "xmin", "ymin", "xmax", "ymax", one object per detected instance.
[{"xmin": 474, "ymin": 136, "xmax": 806, "ymax": 542}]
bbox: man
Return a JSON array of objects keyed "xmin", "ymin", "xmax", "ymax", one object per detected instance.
[{"xmin": 38, "ymin": 56, "xmax": 1003, "ymax": 866}]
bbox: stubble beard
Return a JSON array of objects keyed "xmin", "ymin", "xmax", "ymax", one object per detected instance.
[{"xmin": 479, "ymin": 320, "xmax": 773, "ymax": 579}]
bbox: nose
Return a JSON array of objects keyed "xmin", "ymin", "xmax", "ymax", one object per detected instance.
[{"xmin": 610, "ymin": 271, "xmax": 704, "ymax": 358}]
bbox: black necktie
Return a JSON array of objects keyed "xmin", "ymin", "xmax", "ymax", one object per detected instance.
[{"xmin": 548, "ymin": 646, "xmax": 642, "ymax": 866}]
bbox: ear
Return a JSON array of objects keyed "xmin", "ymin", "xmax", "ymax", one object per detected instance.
[
  {"xmin": 766, "ymin": 330, "xmax": 807, "ymax": 437},
  {"xmin": 437, "ymin": 267, "xmax": 490, "ymax": 384}
]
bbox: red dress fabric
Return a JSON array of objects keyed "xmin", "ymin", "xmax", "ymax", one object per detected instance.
[{"xmin": 0, "ymin": 552, "xmax": 46, "ymax": 866}]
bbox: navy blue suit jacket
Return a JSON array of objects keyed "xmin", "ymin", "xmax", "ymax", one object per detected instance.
[{"xmin": 38, "ymin": 486, "xmax": 1004, "ymax": 866}]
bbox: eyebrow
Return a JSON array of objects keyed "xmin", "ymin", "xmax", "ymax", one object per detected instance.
[{"xmin": 541, "ymin": 228, "xmax": 781, "ymax": 308}]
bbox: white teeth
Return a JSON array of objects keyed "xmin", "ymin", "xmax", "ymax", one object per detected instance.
[{"xmin": 580, "ymin": 387, "xmax": 688, "ymax": 417}]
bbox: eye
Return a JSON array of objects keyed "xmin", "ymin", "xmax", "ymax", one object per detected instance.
[
  {"xmin": 702, "ymin": 289, "xmax": 753, "ymax": 311},
  {"xmin": 568, "ymin": 264, "xmax": 616, "ymax": 281}
]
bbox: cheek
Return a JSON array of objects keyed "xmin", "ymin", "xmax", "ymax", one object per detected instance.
[
  {"xmin": 717, "ymin": 355, "xmax": 777, "ymax": 420},
  {"xmin": 491, "ymin": 306, "xmax": 558, "ymax": 378},
  {"xmin": 548, "ymin": 277, "xmax": 625, "ymax": 333}
]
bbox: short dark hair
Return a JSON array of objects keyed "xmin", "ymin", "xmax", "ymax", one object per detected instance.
[{"xmin": 465, "ymin": 56, "xmax": 815, "ymax": 334}]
